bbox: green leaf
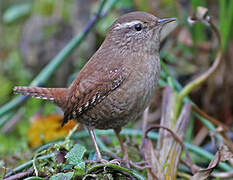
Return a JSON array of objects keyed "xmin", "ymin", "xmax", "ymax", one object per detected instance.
[
  {"xmin": 65, "ymin": 144, "xmax": 86, "ymax": 176},
  {"xmin": 65, "ymin": 144, "xmax": 86, "ymax": 165},
  {"xmin": 74, "ymin": 161, "xmax": 85, "ymax": 176},
  {"xmin": 74, "ymin": 161, "xmax": 85, "ymax": 170},
  {"xmin": 3, "ymin": 3, "xmax": 31, "ymax": 24},
  {"xmin": 49, "ymin": 172, "xmax": 74, "ymax": 180}
]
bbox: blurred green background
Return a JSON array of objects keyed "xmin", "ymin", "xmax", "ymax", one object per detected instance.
[{"xmin": 0, "ymin": 0, "xmax": 232, "ymax": 176}]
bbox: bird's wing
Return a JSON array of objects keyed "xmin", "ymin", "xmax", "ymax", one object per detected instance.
[{"xmin": 62, "ymin": 64, "xmax": 129, "ymax": 126}]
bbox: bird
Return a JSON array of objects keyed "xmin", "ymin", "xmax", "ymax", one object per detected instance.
[{"xmin": 14, "ymin": 11, "xmax": 176, "ymax": 165}]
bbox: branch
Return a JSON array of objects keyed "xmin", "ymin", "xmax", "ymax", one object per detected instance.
[{"xmin": 179, "ymin": 7, "xmax": 223, "ymax": 100}]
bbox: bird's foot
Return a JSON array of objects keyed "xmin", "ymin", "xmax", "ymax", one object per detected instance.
[
  {"xmin": 96, "ymin": 157, "xmax": 122, "ymax": 166},
  {"xmin": 87, "ymin": 157, "xmax": 149, "ymax": 170},
  {"xmin": 120, "ymin": 155, "xmax": 150, "ymax": 170},
  {"xmin": 121, "ymin": 156, "xmax": 130, "ymax": 168},
  {"xmin": 128, "ymin": 160, "xmax": 150, "ymax": 170},
  {"xmin": 108, "ymin": 159, "xmax": 121, "ymax": 166},
  {"xmin": 96, "ymin": 157, "xmax": 109, "ymax": 164}
]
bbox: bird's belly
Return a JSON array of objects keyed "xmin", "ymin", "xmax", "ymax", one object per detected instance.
[{"xmin": 78, "ymin": 69, "xmax": 158, "ymax": 129}]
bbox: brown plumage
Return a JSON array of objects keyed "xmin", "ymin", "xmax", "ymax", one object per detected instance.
[
  {"xmin": 14, "ymin": 11, "xmax": 176, "ymax": 164},
  {"xmin": 13, "ymin": 86, "xmax": 68, "ymax": 110}
]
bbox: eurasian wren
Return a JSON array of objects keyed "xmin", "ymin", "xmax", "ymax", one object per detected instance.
[{"xmin": 14, "ymin": 11, "xmax": 176, "ymax": 164}]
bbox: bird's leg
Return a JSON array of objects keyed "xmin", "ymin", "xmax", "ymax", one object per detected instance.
[
  {"xmin": 114, "ymin": 128, "xmax": 130, "ymax": 167},
  {"xmin": 87, "ymin": 126, "xmax": 107, "ymax": 163},
  {"xmin": 114, "ymin": 128, "xmax": 150, "ymax": 170}
]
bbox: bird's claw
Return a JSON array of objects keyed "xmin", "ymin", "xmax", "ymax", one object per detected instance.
[
  {"xmin": 93, "ymin": 157, "xmax": 149, "ymax": 170},
  {"xmin": 121, "ymin": 158, "xmax": 150, "ymax": 170},
  {"xmin": 96, "ymin": 157, "xmax": 122, "ymax": 166},
  {"xmin": 109, "ymin": 159, "xmax": 121, "ymax": 166},
  {"xmin": 96, "ymin": 158, "xmax": 109, "ymax": 164}
]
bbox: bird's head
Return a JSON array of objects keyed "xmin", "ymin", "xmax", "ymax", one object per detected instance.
[{"xmin": 105, "ymin": 11, "xmax": 176, "ymax": 55}]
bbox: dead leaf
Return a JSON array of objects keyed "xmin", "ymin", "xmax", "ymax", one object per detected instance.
[
  {"xmin": 191, "ymin": 145, "xmax": 232, "ymax": 180},
  {"xmin": 196, "ymin": 6, "xmax": 208, "ymax": 20},
  {"xmin": 191, "ymin": 150, "xmax": 220, "ymax": 180},
  {"xmin": 219, "ymin": 145, "xmax": 233, "ymax": 162},
  {"xmin": 141, "ymin": 138, "xmax": 159, "ymax": 180},
  {"xmin": 27, "ymin": 114, "xmax": 78, "ymax": 147}
]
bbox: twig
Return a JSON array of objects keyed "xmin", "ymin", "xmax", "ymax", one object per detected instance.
[
  {"xmin": 192, "ymin": 105, "xmax": 233, "ymax": 134},
  {"xmin": 212, "ymin": 171, "xmax": 233, "ymax": 178},
  {"xmin": 3, "ymin": 170, "xmax": 34, "ymax": 180},
  {"xmin": 192, "ymin": 105, "xmax": 233, "ymax": 152},
  {"xmin": 180, "ymin": 158, "xmax": 200, "ymax": 174},
  {"xmin": 179, "ymin": 7, "xmax": 223, "ymax": 100}
]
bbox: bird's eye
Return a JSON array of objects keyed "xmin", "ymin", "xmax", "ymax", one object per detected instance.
[{"xmin": 134, "ymin": 23, "xmax": 142, "ymax": 31}]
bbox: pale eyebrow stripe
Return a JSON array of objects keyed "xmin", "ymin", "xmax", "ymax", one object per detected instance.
[{"xmin": 114, "ymin": 20, "xmax": 142, "ymax": 30}]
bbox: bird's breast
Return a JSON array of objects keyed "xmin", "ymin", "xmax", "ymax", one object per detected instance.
[
  {"xmin": 77, "ymin": 55, "xmax": 160, "ymax": 129},
  {"xmin": 123, "ymin": 55, "xmax": 160, "ymax": 109}
]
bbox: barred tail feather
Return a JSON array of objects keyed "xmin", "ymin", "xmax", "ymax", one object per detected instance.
[
  {"xmin": 14, "ymin": 86, "xmax": 55, "ymax": 100},
  {"xmin": 13, "ymin": 86, "xmax": 68, "ymax": 110}
]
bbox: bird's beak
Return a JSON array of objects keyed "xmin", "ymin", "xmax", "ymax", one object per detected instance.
[{"xmin": 157, "ymin": 18, "xmax": 176, "ymax": 25}]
